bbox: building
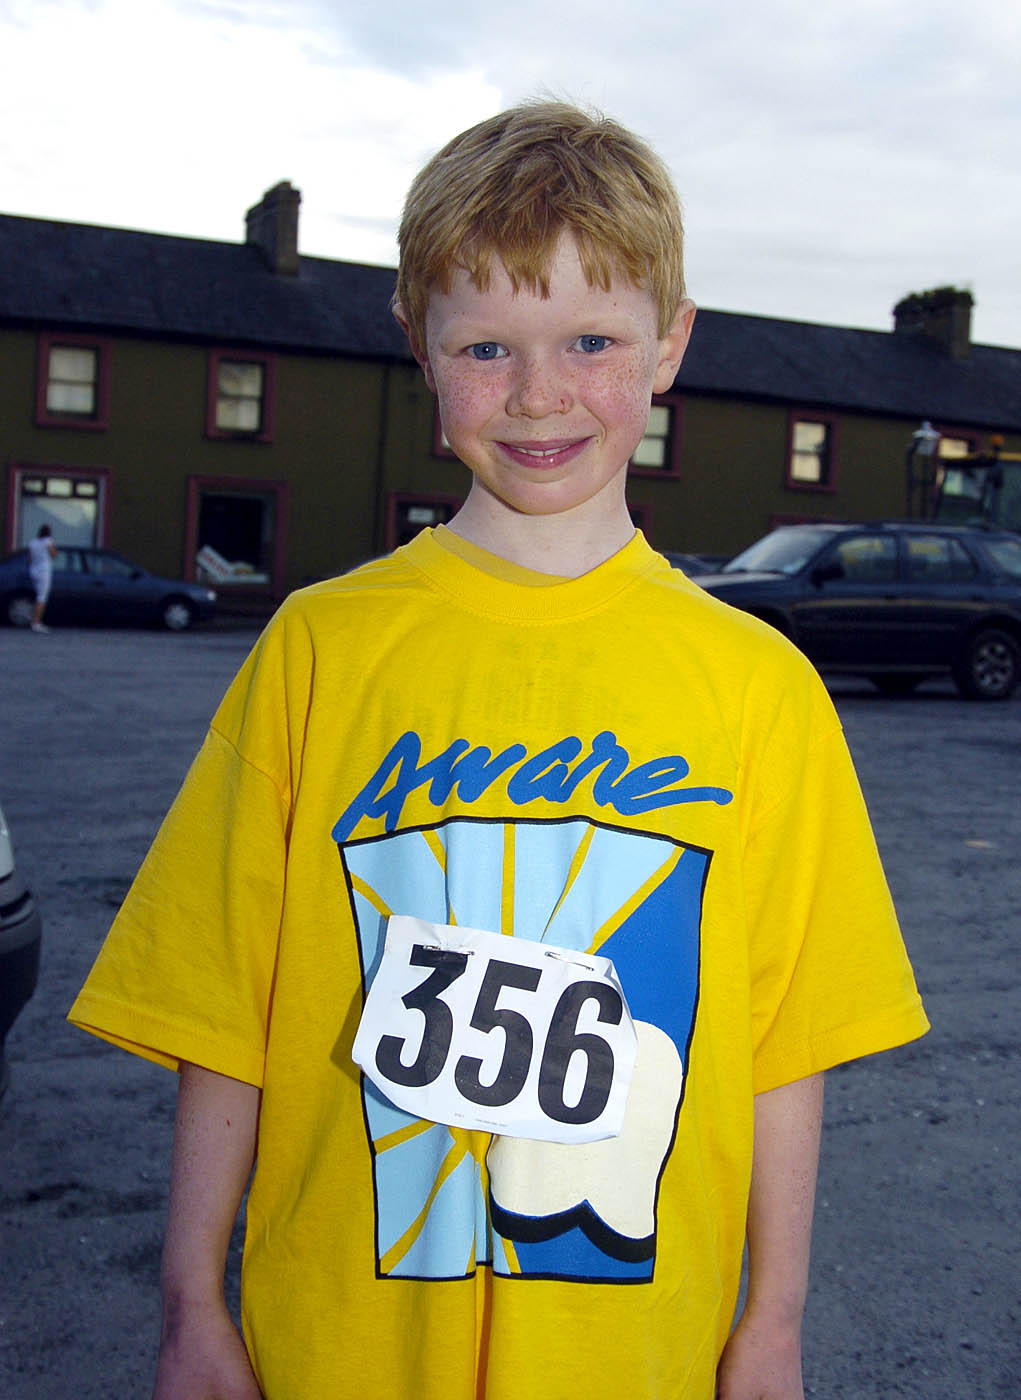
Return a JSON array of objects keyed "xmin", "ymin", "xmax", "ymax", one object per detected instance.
[{"xmin": 2, "ymin": 184, "xmax": 1019, "ymax": 607}]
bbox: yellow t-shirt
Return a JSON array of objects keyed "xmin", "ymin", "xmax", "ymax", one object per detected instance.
[{"xmin": 69, "ymin": 529, "xmax": 928, "ymax": 1399}]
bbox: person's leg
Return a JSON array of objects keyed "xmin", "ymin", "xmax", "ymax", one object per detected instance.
[{"xmin": 31, "ymin": 582, "xmax": 50, "ymax": 631}]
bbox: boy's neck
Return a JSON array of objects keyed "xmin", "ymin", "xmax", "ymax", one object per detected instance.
[{"xmin": 446, "ymin": 486, "xmax": 637, "ymax": 579}]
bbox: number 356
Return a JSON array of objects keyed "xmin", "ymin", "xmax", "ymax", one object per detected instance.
[{"xmin": 373, "ymin": 946, "xmax": 625, "ymax": 1126}]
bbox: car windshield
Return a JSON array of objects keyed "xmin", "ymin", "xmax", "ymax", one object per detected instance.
[
  {"xmin": 723, "ymin": 527, "xmax": 836, "ymax": 576},
  {"xmin": 980, "ymin": 536, "xmax": 1021, "ymax": 579}
]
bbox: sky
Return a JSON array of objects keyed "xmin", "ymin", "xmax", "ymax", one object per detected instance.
[{"xmin": 2, "ymin": 0, "xmax": 1020, "ymax": 348}]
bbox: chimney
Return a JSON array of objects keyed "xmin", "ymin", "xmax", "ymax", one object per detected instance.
[
  {"xmin": 893, "ymin": 285, "xmax": 973, "ymax": 361},
  {"xmin": 245, "ymin": 181, "xmax": 301, "ymax": 275}
]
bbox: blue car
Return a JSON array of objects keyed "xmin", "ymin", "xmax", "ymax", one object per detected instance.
[{"xmin": 1, "ymin": 546, "xmax": 217, "ymax": 631}]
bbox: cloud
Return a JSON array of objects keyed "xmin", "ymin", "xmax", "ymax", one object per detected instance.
[{"xmin": 0, "ymin": 0, "xmax": 1019, "ymax": 344}]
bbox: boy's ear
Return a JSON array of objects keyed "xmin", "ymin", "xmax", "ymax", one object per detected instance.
[
  {"xmin": 392, "ymin": 302, "xmax": 437, "ymax": 393},
  {"xmin": 652, "ymin": 299, "xmax": 696, "ymax": 395}
]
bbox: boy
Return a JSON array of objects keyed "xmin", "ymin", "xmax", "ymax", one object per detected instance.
[{"xmin": 69, "ymin": 102, "xmax": 928, "ymax": 1399}]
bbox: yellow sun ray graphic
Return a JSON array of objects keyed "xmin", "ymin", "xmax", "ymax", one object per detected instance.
[
  {"xmin": 500, "ymin": 824, "xmax": 515, "ymax": 934},
  {"xmin": 373, "ymin": 1118, "xmax": 436, "ymax": 1154},
  {"xmin": 378, "ymin": 1128, "xmax": 492, "ymax": 1275},
  {"xmin": 541, "ymin": 823, "xmax": 596, "ymax": 939},
  {"xmin": 349, "ymin": 872, "xmax": 392, "ymax": 919}
]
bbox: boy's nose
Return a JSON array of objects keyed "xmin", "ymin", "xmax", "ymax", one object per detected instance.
[{"xmin": 507, "ymin": 359, "xmax": 573, "ymax": 418}]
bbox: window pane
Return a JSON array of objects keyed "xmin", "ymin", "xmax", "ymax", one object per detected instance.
[
  {"xmin": 216, "ymin": 396, "xmax": 262, "ymax": 432},
  {"xmin": 631, "ymin": 436, "xmax": 666, "ymax": 467},
  {"xmin": 88, "ymin": 553, "xmax": 134, "ymax": 577},
  {"xmin": 906, "ymin": 536, "xmax": 977, "ymax": 582},
  {"xmin": 18, "ymin": 473, "xmax": 99, "ymax": 548},
  {"xmin": 47, "ymin": 381, "xmax": 97, "ymax": 414},
  {"xmin": 834, "ymin": 535, "xmax": 897, "ymax": 582},
  {"xmin": 49, "ymin": 346, "xmax": 97, "ymax": 383},
  {"xmin": 938, "ymin": 436, "xmax": 971, "ymax": 458},
  {"xmin": 647, "ymin": 405, "xmax": 670, "ymax": 436},
  {"xmin": 218, "ymin": 361, "xmax": 263, "ymax": 397},
  {"xmin": 983, "ymin": 538, "xmax": 1021, "ymax": 578}
]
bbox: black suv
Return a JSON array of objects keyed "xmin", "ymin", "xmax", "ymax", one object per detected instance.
[{"xmin": 690, "ymin": 522, "xmax": 1021, "ymax": 699}]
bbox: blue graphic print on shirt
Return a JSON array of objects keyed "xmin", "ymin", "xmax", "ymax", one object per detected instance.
[{"xmin": 339, "ymin": 814, "xmax": 709, "ymax": 1284}]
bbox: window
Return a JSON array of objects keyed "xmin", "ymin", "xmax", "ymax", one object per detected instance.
[
  {"xmin": 386, "ymin": 493, "xmax": 462, "ymax": 550},
  {"xmin": 904, "ymin": 534, "xmax": 978, "ymax": 583},
  {"xmin": 930, "ymin": 431, "xmax": 983, "ymax": 520},
  {"xmin": 937, "ymin": 434, "xmax": 974, "ymax": 460},
  {"xmin": 10, "ymin": 465, "xmax": 108, "ymax": 550},
  {"xmin": 831, "ymin": 534, "xmax": 897, "ymax": 583},
  {"xmin": 187, "ymin": 477, "xmax": 287, "ymax": 591},
  {"xmin": 787, "ymin": 414, "xmax": 837, "ymax": 488},
  {"xmin": 35, "ymin": 333, "xmax": 110, "ymax": 429},
  {"xmin": 85, "ymin": 551, "xmax": 137, "ymax": 579},
  {"xmin": 982, "ymin": 536, "xmax": 1021, "ymax": 579},
  {"xmin": 206, "ymin": 350, "xmax": 276, "ymax": 441},
  {"xmin": 629, "ymin": 398, "xmax": 681, "ymax": 477}
]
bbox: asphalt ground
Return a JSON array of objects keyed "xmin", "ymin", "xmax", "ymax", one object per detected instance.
[{"xmin": 1, "ymin": 624, "xmax": 1018, "ymax": 1399}]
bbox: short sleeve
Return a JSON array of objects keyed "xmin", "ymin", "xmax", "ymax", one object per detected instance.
[
  {"xmin": 741, "ymin": 691, "xmax": 929, "ymax": 1094},
  {"xmin": 67, "ymin": 727, "xmax": 288, "ymax": 1084}
]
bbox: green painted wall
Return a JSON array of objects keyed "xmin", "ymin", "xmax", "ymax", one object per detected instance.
[{"xmin": 4, "ymin": 326, "xmax": 1018, "ymax": 597}]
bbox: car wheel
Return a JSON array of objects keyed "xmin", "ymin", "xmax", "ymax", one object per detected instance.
[
  {"xmin": 952, "ymin": 628, "xmax": 1020, "ymax": 701},
  {"xmin": 5, "ymin": 592, "xmax": 34, "ymax": 628},
  {"xmin": 870, "ymin": 675, "xmax": 922, "ymax": 698},
  {"xmin": 161, "ymin": 597, "xmax": 195, "ymax": 632}
]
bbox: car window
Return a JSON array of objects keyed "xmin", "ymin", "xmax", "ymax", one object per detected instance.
[
  {"xmin": 86, "ymin": 553, "xmax": 136, "ymax": 578},
  {"xmin": 981, "ymin": 537, "xmax": 1021, "ymax": 579},
  {"xmin": 904, "ymin": 535, "xmax": 978, "ymax": 583},
  {"xmin": 832, "ymin": 535, "xmax": 898, "ymax": 583},
  {"xmin": 53, "ymin": 548, "xmax": 84, "ymax": 573},
  {"xmin": 724, "ymin": 527, "xmax": 835, "ymax": 575}
]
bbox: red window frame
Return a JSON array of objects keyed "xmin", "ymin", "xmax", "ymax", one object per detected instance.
[
  {"xmin": 5, "ymin": 460, "xmax": 113, "ymax": 551},
  {"xmin": 385, "ymin": 492, "xmax": 464, "ymax": 551},
  {"xmin": 184, "ymin": 475, "xmax": 288, "ymax": 595},
  {"xmin": 206, "ymin": 349, "xmax": 277, "ymax": 442},
  {"xmin": 35, "ymin": 332, "xmax": 111, "ymax": 431}
]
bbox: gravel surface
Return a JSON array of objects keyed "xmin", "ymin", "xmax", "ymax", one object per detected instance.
[{"xmin": 1, "ymin": 625, "xmax": 1018, "ymax": 1398}]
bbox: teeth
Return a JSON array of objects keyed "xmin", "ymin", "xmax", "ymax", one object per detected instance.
[{"xmin": 517, "ymin": 445, "xmax": 565, "ymax": 457}]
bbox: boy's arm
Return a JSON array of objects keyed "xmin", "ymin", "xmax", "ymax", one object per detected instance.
[
  {"xmin": 153, "ymin": 1062, "xmax": 263, "ymax": 1400},
  {"xmin": 716, "ymin": 1073, "xmax": 824, "ymax": 1400}
]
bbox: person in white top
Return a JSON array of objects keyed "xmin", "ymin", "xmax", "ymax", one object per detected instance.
[{"xmin": 27, "ymin": 524, "xmax": 57, "ymax": 632}]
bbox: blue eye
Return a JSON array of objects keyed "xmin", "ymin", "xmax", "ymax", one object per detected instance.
[
  {"xmin": 467, "ymin": 342, "xmax": 506, "ymax": 360},
  {"xmin": 574, "ymin": 335, "xmax": 610, "ymax": 353}
]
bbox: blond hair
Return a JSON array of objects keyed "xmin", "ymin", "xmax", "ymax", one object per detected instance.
[{"xmin": 394, "ymin": 101, "xmax": 686, "ymax": 344}]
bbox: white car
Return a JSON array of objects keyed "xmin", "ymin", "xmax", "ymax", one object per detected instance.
[{"xmin": 0, "ymin": 801, "xmax": 42, "ymax": 1102}]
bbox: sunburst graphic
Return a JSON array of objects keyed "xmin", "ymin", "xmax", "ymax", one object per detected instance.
[{"xmin": 341, "ymin": 815, "xmax": 708, "ymax": 1281}]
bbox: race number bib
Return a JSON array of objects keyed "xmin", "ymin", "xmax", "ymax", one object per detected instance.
[{"xmin": 352, "ymin": 916, "xmax": 637, "ymax": 1144}]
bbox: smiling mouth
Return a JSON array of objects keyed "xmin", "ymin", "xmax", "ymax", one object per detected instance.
[{"xmin": 498, "ymin": 438, "xmax": 590, "ymax": 467}]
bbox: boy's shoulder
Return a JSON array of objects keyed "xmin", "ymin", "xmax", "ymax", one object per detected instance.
[{"xmin": 280, "ymin": 547, "xmax": 426, "ymax": 614}]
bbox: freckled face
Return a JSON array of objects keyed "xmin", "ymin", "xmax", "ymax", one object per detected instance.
[{"xmin": 415, "ymin": 234, "xmax": 692, "ymax": 520}]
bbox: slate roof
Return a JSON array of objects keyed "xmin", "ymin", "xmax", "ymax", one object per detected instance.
[
  {"xmin": 2, "ymin": 211, "xmax": 1018, "ymax": 431},
  {"xmin": 681, "ymin": 308, "xmax": 1021, "ymax": 430},
  {"xmin": 0, "ymin": 212, "xmax": 408, "ymax": 360}
]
